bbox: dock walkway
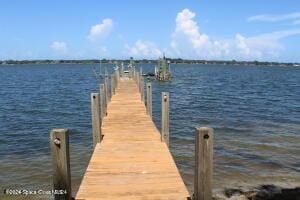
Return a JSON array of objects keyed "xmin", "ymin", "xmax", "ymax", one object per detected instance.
[{"xmin": 75, "ymin": 78, "xmax": 190, "ymax": 199}]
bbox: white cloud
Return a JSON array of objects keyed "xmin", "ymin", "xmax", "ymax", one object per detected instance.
[
  {"xmin": 124, "ymin": 40, "xmax": 162, "ymax": 58},
  {"xmin": 100, "ymin": 46, "xmax": 108, "ymax": 53},
  {"xmin": 247, "ymin": 12, "xmax": 300, "ymax": 24},
  {"xmin": 96, "ymin": 46, "xmax": 110, "ymax": 57},
  {"xmin": 88, "ymin": 18, "xmax": 113, "ymax": 41},
  {"xmin": 239, "ymin": 29, "xmax": 300, "ymax": 57},
  {"xmin": 50, "ymin": 41, "xmax": 67, "ymax": 53},
  {"xmin": 170, "ymin": 9, "xmax": 300, "ymax": 60},
  {"xmin": 293, "ymin": 19, "xmax": 300, "ymax": 25},
  {"xmin": 171, "ymin": 9, "xmax": 210, "ymax": 52}
]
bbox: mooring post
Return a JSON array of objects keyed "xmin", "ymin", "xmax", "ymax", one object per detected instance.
[
  {"xmin": 99, "ymin": 84, "xmax": 105, "ymax": 119},
  {"xmin": 115, "ymin": 71, "xmax": 118, "ymax": 84},
  {"xmin": 104, "ymin": 84, "xmax": 108, "ymax": 116},
  {"xmin": 91, "ymin": 93, "xmax": 102, "ymax": 145},
  {"xmin": 134, "ymin": 69, "xmax": 136, "ymax": 82},
  {"xmin": 104, "ymin": 75, "xmax": 109, "ymax": 103},
  {"xmin": 146, "ymin": 82, "xmax": 152, "ymax": 118},
  {"xmin": 136, "ymin": 72, "xmax": 140, "ymax": 89},
  {"xmin": 50, "ymin": 129, "xmax": 72, "ymax": 200},
  {"xmin": 111, "ymin": 74, "xmax": 115, "ymax": 96},
  {"xmin": 121, "ymin": 64, "xmax": 124, "ymax": 77},
  {"xmin": 161, "ymin": 92, "xmax": 169, "ymax": 146},
  {"xmin": 140, "ymin": 75, "xmax": 144, "ymax": 102},
  {"xmin": 114, "ymin": 71, "xmax": 118, "ymax": 90},
  {"xmin": 136, "ymin": 67, "xmax": 143, "ymax": 89},
  {"xmin": 194, "ymin": 127, "xmax": 213, "ymax": 200}
]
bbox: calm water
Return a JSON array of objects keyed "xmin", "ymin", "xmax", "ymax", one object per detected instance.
[{"xmin": 0, "ymin": 64, "xmax": 299, "ymax": 196}]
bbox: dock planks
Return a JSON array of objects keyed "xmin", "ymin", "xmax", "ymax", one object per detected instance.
[{"xmin": 75, "ymin": 78, "xmax": 190, "ymax": 200}]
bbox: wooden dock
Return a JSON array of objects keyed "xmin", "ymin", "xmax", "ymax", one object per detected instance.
[
  {"xmin": 50, "ymin": 67, "xmax": 213, "ymax": 200},
  {"xmin": 75, "ymin": 78, "xmax": 190, "ymax": 199}
]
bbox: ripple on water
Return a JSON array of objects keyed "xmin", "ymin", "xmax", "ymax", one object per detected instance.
[{"xmin": 0, "ymin": 64, "xmax": 300, "ymax": 194}]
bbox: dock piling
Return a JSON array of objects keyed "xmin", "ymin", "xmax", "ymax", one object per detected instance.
[
  {"xmin": 161, "ymin": 92, "xmax": 169, "ymax": 146},
  {"xmin": 91, "ymin": 93, "xmax": 102, "ymax": 145},
  {"xmin": 111, "ymin": 74, "xmax": 115, "ymax": 96},
  {"xmin": 121, "ymin": 64, "xmax": 124, "ymax": 77},
  {"xmin": 136, "ymin": 72, "xmax": 140, "ymax": 88},
  {"xmin": 146, "ymin": 82, "xmax": 152, "ymax": 118},
  {"xmin": 99, "ymin": 84, "xmax": 105, "ymax": 119},
  {"xmin": 194, "ymin": 127, "xmax": 213, "ymax": 200},
  {"xmin": 140, "ymin": 75, "xmax": 144, "ymax": 102},
  {"xmin": 114, "ymin": 71, "xmax": 118, "ymax": 89},
  {"xmin": 50, "ymin": 128, "xmax": 72, "ymax": 200},
  {"xmin": 104, "ymin": 73, "xmax": 109, "ymax": 103},
  {"xmin": 116, "ymin": 70, "xmax": 120, "ymax": 84}
]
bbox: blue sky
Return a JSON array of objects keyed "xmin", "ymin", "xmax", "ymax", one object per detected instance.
[{"xmin": 1, "ymin": 0, "xmax": 300, "ymax": 62}]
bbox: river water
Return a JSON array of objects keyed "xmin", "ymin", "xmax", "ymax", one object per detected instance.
[{"xmin": 0, "ymin": 64, "xmax": 299, "ymax": 197}]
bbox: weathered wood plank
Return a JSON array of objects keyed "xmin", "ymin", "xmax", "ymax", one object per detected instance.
[
  {"xmin": 140, "ymin": 75, "xmax": 144, "ymax": 102},
  {"xmin": 111, "ymin": 74, "xmax": 115, "ymax": 96},
  {"xmin": 146, "ymin": 82, "xmax": 152, "ymax": 118},
  {"xmin": 104, "ymin": 74, "xmax": 109, "ymax": 103},
  {"xmin": 91, "ymin": 93, "xmax": 101, "ymax": 145},
  {"xmin": 194, "ymin": 127, "xmax": 213, "ymax": 200},
  {"xmin": 75, "ymin": 78, "xmax": 189, "ymax": 200},
  {"xmin": 161, "ymin": 92, "xmax": 169, "ymax": 146},
  {"xmin": 50, "ymin": 129, "xmax": 72, "ymax": 200},
  {"xmin": 99, "ymin": 84, "xmax": 105, "ymax": 119}
]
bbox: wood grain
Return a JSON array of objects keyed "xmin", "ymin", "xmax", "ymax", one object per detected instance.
[
  {"xmin": 194, "ymin": 127, "xmax": 213, "ymax": 200},
  {"xmin": 161, "ymin": 92, "xmax": 169, "ymax": 147},
  {"xmin": 75, "ymin": 78, "xmax": 189, "ymax": 200},
  {"xmin": 91, "ymin": 93, "xmax": 101, "ymax": 147},
  {"xmin": 50, "ymin": 129, "xmax": 72, "ymax": 200}
]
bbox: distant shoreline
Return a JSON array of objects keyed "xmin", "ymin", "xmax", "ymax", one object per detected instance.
[{"xmin": 0, "ymin": 59, "xmax": 299, "ymax": 67}]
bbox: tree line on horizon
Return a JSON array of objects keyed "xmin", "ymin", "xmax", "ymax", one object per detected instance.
[{"xmin": 0, "ymin": 58, "xmax": 298, "ymax": 67}]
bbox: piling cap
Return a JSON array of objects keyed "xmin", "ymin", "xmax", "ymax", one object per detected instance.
[
  {"xmin": 52, "ymin": 128, "xmax": 68, "ymax": 133},
  {"xmin": 196, "ymin": 127, "xmax": 213, "ymax": 134}
]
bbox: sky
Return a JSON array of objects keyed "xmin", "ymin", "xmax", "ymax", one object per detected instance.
[{"xmin": 1, "ymin": 0, "xmax": 300, "ymax": 62}]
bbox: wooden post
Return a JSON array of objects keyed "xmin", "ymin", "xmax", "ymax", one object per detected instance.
[
  {"xmin": 136, "ymin": 72, "xmax": 140, "ymax": 88},
  {"xmin": 104, "ymin": 75, "xmax": 109, "ymax": 103},
  {"xmin": 133, "ymin": 66, "xmax": 135, "ymax": 79},
  {"xmin": 114, "ymin": 71, "xmax": 118, "ymax": 90},
  {"xmin": 121, "ymin": 63, "xmax": 124, "ymax": 77},
  {"xmin": 139, "ymin": 67, "xmax": 143, "ymax": 87},
  {"xmin": 161, "ymin": 92, "xmax": 169, "ymax": 146},
  {"xmin": 99, "ymin": 84, "xmax": 105, "ymax": 119},
  {"xmin": 91, "ymin": 93, "xmax": 102, "ymax": 145},
  {"xmin": 194, "ymin": 127, "xmax": 213, "ymax": 200},
  {"xmin": 146, "ymin": 82, "xmax": 152, "ymax": 118},
  {"xmin": 140, "ymin": 75, "xmax": 144, "ymax": 102},
  {"xmin": 50, "ymin": 129, "xmax": 72, "ymax": 200},
  {"xmin": 133, "ymin": 67, "xmax": 135, "ymax": 80},
  {"xmin": 111, "ymin": 74, "xmax": 115, "ymax": 96},
  {"xmin": 117, "ymin": 69, "xmax": 120, "ymax": 81},
  {"xmin": 113, "ymin": 71, "xmax": 118, "ymax": 88},
  {"xmin": 134, "ymin": 70, "xmax": 136, "ymax": 82},
  {"xmin": 140, "ymin": 67, "xmax": 143, "ymax": 77}
]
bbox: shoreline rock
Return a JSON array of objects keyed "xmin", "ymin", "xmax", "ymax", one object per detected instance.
[{"xmin": 213, "ymin": 184, "xmax": 300, "ymax": 200}]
